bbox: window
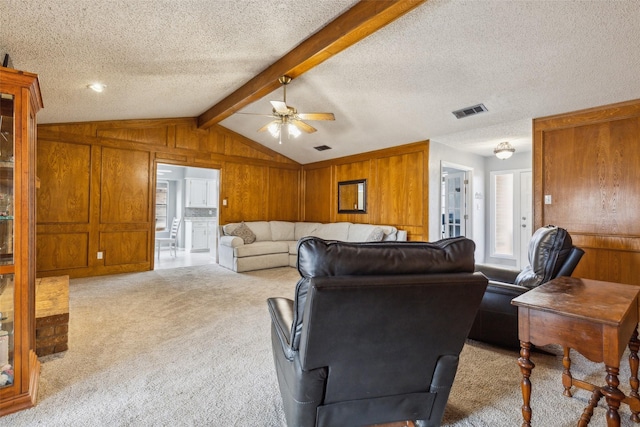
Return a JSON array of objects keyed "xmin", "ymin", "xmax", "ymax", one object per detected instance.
[{"xmin": 492, "ymin": 173, "xmax": 514, "ymax": 256}]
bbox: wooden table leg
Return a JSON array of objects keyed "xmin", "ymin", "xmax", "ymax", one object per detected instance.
[
  {"xmin": 602, "ymin": 365, "xmax": 625, "ymax": 427},
  {"xmin": 563, "ymin": 346, "xmax": 573, "ymax": 397},
  {"xmin": 579, "ymin": 387, "xmax": 603, "ymax": 426},
  {"xmin": 518, "ymin": 341, "xmax": 535, "ymax": 427},
  {"xmin": 629, "ymin": 328, "xmax": 640, "ymax": 422}
]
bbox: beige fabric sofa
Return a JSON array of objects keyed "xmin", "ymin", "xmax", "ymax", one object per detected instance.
[{"xmin": 218, "ymin": 221, "xmax": 407, "ymax": 273}]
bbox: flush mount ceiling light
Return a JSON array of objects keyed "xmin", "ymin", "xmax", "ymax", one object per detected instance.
[
  {"xmin": 494, "ymin": 141, "xmax": 515, "ymax": 159},
  {"xmin": 87, "ymin": 83, "xmax": 106, "ymax": 93}
]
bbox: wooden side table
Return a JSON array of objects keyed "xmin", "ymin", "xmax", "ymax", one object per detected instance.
[{"xmin": 512, "ymin": 277, "xmax": 640, "ymax": 426}]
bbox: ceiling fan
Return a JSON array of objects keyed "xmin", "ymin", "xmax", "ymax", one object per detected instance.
[{"xmin": 240, "ymin": 75, "xmax": 335, "ymax": 144}]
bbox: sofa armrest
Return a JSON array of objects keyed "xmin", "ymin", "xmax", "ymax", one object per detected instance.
[
  {"xmin": 267, "ymin": 297, "xmax": 296, "ymax": 360},
  {"xmin": 219, "ymin": 235, "xmax": 244, "ymax": 248},
  {"xmin": 475, "ymin": 263, "xmax": 520, "ymax": 284}
]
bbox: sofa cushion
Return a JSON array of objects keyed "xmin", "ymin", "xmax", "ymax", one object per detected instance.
[
  {"xmin": 346, "ymin": 223, "xmax": 376, "ymax": 242},
  {"xmin": 235, "ymin": 241, "xmax": 289, "ymax": 258},
  {"xmin": 287, "ymin": 241, "xmax": 298, "ymax": 255},
  {"xmin": 222, "ymin": 222, "xmax": 239, "ymax": 236},
  {"xmin": 271, "ymin": 221, "xmax": 295, "ymax": 241},
  {"xmin": 312, "ymin": 222, "xmax": 351, "ymax": 241},
  {"xmin": 515, "ymin": 225, "xmax": 573, "ymax": 289},
  {"xmin": 294, "ymin": 222, "xmax": 321, "ymax": 240},
  {"xmin": 245, "ymin": 221, "xmax": 272, "ymax": 242},
  {"xmin": 230, "ymin": 221, "xmax": 256, "ymax": 244}
]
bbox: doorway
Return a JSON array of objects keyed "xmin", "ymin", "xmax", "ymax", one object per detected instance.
[
  {"xmin": 440, "ymin": 162, "xmax": 472, "ymax": 239},
  {"xmin": 154, "ymin": 164, "xmax": 220, "ymax": 270}
]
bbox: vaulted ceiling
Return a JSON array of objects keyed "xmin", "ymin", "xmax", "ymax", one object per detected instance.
[{"xmin": 2, "ymin": 0, "xmax": 639, "ymax": 164}]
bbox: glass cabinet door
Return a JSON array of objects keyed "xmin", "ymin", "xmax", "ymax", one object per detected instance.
[
  {"xmin": 0, "ymin": 93, "xmax": 14, "ymax": 389},
  {"xmin": 0, "ymin": 274, "xmax": 14, "ymax": 388},
  {"xmin": 0, "ymin": 93, "xmax": 13, "ymax": 265}
]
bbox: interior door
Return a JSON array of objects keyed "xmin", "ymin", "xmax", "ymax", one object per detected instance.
[
  {"xmin": 519, "ymin": 171, "xmax": 533, "ymax": 268},
  {"xmin": 443, "ymin": 172, "xmax": 467, "ymax": 238}
]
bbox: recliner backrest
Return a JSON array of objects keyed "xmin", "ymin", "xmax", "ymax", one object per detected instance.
[
  {"xmin": 515, "ymin": 225, "xmax": 574, "ymax": 288},
  {"xmin": 290, "ymin": 236, "xmax": 477, "ymax": 351}
]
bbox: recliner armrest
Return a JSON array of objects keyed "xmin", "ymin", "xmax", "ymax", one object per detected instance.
[
  {"xmin": 486, "ymin": 280, "xmax": 529, "ymax": 297},
  {"xmin": 475, "ymin": 263, "xmax": 520, "ymax": 284},
  {"xmin": 267, "ymin": 297, "xmax": 296, "ymax": 359}
]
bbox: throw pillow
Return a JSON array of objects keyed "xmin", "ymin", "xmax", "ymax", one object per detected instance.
[
  {"xmin": 231, "ymin": 221, "xmax": 256, "ymax": 244},
  {"xmin": 366, "ymin": 227, "xmax": 385, "ymax": 242}
]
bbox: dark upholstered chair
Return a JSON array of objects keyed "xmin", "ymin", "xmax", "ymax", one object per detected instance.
[
  {"xmin": 267, "ymin": 236, "xmax": 488, "ymax": 427},
  {"xmin": 470, "ymin": 225, "xmax": 584, "ymax": 349}
]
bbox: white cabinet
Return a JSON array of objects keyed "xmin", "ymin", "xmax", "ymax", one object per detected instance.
[
  {"xmin": 185, "ymin": 179, "xmax": 217, "ymax": 207},
  {"xmin": 206, "ymin": 180, "xmax": 217, "ymax": 207},
  {"xmin": 185, "ymin": 220, "xmax": 216, "ymax": 252}
]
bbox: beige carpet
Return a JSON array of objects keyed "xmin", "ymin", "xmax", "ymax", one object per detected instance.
[{"xmin": 3, "ymin": 264, "xmax": 637, "ymax": 426}]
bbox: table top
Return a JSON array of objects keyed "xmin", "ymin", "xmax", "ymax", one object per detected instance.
[{"xmin": 512, "ymin": 277, "xmax": 640, "ymax": 326}]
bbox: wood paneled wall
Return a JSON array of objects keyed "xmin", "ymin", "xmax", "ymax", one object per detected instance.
[
  {"xmin": 37, "ymin": 118, "xmax": 301, "ymax": 278},
  {"xmin": 533, "ymin": 98, "xmax": 640, "ymax": 285},
  {"xmin": 302, "ymin": 142, "xmax": 429, "ymax": 240}
]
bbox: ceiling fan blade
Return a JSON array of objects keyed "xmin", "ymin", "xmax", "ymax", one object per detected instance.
[
  {"xmin": 290, "ymin": 119, "xmax": 317, "ymax": 133},
  {"xmin": 296, "ymin": 112, "xmax": 335, "ymax": 121},
  {"xmin": 270, "ymin": 101, "xmax": 289, "ymax": 114},
  {"xmin": 257, "ymin": 120, "xmax": 280, "ymax": 133},
  {"xmin": 235, "ymin": 112, "xmax": 277, "ymax": 117}
]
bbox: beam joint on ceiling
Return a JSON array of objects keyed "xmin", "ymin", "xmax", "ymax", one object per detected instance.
[{"xmin": 197, "ymin": 0, "xmax": 427, "ymax": 129}]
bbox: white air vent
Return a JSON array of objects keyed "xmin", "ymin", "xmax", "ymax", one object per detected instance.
[
  {"xmin": 452, "ymin": 103, "xmax": 488, "ymax": 119},
  {"xmin": 314, "ymin": 145, "xmax": 332, "ymax": 151}
]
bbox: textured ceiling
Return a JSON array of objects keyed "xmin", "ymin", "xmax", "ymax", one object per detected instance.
[{"xmin": 2, "ymin": 0, "xmax": 639, "ymax": 164}]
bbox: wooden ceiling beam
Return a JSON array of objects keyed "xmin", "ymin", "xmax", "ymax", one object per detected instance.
[{"xmin": 197, "ymin": 0, "xmax": 427, "ymax": 129}]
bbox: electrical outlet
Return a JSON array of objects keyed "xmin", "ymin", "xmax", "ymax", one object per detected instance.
[
  {"xmin": 97, "ymin": 251, "xmax": 103, "ymax": 259},
  {"xmin": 544, "ymin": 195, "xmax": 552, "ymax": 205}
]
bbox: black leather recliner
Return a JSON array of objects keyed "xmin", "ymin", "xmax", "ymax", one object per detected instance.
[
  {"xmin": 267, "ymin": 236, "xmax": 488, "ymax": 427},
  {"xmin": 470, "ymin": 225, "xmax": 584, "ymax": 349}
]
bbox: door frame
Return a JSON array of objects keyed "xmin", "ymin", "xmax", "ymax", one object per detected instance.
[{"xmin": 153, "ymin": 161, "xmax": 221, "ymax": 269}]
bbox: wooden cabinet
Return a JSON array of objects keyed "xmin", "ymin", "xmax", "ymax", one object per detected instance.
[
  {"xmin": 0, "ymin": 67, "xmax": 42, "ymax": 416},
  {"xmin": 185, "ymin": 178, "xmax": 217, "ymax": 208}
]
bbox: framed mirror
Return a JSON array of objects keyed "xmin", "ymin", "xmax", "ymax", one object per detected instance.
[{"xmin": 338, "ymin": 179, "xmax": 367, "ymax": 213}]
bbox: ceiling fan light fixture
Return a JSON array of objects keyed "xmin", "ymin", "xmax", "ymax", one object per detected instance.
[
  {"xmin": 246, "ymin": 75, "xmax": 334, "ymax": 140},
  {"xmin": 267, "ymin": 122, "xmax": 280, "ymax": 138},
  {"xmin": 287, "ymin": 123, "xmax": 301, "ymax": 138},
  {"xmin": 494, "ymin": 141, "xmax": 515, "ymax": 159}
]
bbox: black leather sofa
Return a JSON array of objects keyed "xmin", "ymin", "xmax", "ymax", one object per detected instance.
[
  {"xmin": 267, "ymin": 236, "xmax": 487, "ymax": 427},
  {"xmin": 469, "ymin": 225, "xmax": 584, "ymax": 349}
]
